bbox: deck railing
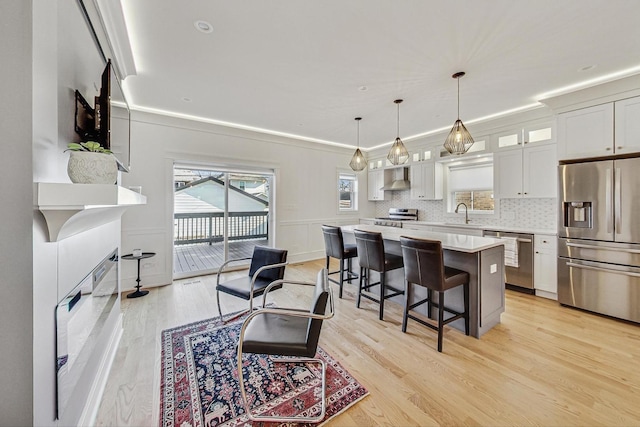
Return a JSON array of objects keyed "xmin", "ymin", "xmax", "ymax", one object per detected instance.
[{"xmin": 174, "ymin": 211, "xmax": 269, "ymax": 245}]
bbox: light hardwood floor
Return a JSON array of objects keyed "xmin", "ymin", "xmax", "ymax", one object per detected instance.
[{"xmin": 96, "ymin": 259, "xmax": 640, "ymax": 426}]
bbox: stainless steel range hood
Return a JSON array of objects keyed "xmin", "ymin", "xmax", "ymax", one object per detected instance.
[{"xmin": 381, "ymin": 167, "xmax": 411, "ymax": 191}]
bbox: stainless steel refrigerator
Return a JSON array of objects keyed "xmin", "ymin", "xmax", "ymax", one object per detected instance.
[{"xmin": 558, "ymin": 158, "xmax": 640, "ymax": 323}]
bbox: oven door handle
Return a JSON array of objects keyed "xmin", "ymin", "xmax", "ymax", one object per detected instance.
[
  {"xmin": 566, "ymin": 261, "xmax": 640, "ymax": 277},
  {"xmin": 566, "ymin": 242, "xmax": 640, "ymax": 254}
]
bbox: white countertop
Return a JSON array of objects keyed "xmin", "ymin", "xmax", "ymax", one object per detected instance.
[
  {"xmin": 359, "ymin": 218, "xmax": 556, "ymax": 236},
  {"xmin": 341, "ymin": 224, "xmax": 505, "ymax": 253}
]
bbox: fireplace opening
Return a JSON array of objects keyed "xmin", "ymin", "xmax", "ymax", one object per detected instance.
[{"xmin": 55, "ymin": 248, "xmax": 119, "ymax": 419}]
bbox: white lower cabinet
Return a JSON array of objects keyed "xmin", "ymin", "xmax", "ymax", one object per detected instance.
[{"xmin": 534, "ymin": 233, "xmax": 557, "ymax": 299}]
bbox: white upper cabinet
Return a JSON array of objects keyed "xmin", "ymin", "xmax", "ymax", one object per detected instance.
[
  {"xmin": 495, "ymin": 143, "xmax": 557, "ymax": 198},
  {"xmin": 411, "ymin": 148, "xmax": 433, "ymax": 163},
  {"xmin": 494, "ymin": 150, "xmax": 523, "ymax": 198},
  {"xmin": 410, "ymin": 161, "xmax": 443, "ymax": 200},
  {"xmin": 367, "ymin": 169, "xmax": 389, "ymax": 201},
  {"xmin": 494, "ymin": 121, "xmax": 556, "ymax": 199},
  {"xmin": 368, "ymin": 158, "xmax": 385, "ymax": 170},
  {"xmin": 495, "ymin": 128, "xmax": 522, "ymax": 150},
  {"xmin": 523, "ymin": 144, "xmax": 558, "ymax": 198},
  {"xmin": 523, "ymin": 123, "xmax": 553, "ymax": 146},
  {"xmin": 557, "ymin": 103, "xmax": 615, "ymax": 160},
  {"xmin": 495, "ymin": 123, "xmax": 553, "ymax": 151},
  {"xmin": 614, "ymin": 97, "xmax": 640, "ymax": 155},
  {"xmin": 558, "ymin": 97, "xmax": 640, "ymax": 160}
]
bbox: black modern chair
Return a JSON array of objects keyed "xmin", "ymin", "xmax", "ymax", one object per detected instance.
[
  {"xmin": 216, "ymin": 246, "xmax": 288, "ymax": 321},
  {"xmin": 237, "ymin": 268, "xmax": 334, "ymax": 424},
  {"xmin": 399, "ymin": 236, "xmax": 470, "ymax": 352},
  {"xmin": 353, "ymin": 229, "xmax": 404, "ymax": 320},
  {"xmin": 321, "ymin": 225, "xmax": 358, "ymax": 298}
]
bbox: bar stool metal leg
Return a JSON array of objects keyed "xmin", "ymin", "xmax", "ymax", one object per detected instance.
[
  {"xmin": 438, "ymin": 291, "xmax": 445, "ymax": 352},
  {"xmin": 402, "ymin": 280, "xmax": 410, "ymax": 332},
  {"xmin": 379, "ymin": 272, "xmax": 385, "ymax": 321}
]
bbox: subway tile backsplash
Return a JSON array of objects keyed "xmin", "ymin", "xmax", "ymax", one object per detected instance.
[{"xmin": 375, "ymin": 192, "xmax": 557, "ymax": 231}]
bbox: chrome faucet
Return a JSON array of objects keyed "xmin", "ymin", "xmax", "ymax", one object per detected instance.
[{"xmin": 455, "ymin": 202, "xmax": 470, "ymax": 224}]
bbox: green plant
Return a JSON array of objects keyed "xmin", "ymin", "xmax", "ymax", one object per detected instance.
[{"xmin": 66, "ymin": 141, "xmax": 112, "ymax": 154}]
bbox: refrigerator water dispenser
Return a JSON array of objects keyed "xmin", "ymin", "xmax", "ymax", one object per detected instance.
[{"xmin": 564, "ymin": 201, "xmax": 592, "ymax": 228}]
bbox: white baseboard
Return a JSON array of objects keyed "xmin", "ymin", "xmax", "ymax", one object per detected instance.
[
  {"xmin": 78, "ymin": 314, "xmax": 123, "ymax": 427},
  {"xmin": 288, "ymin": 250, "xmax": 325, "ymax": 264},
  {"xmin": 535, "ymin": 289, "xmax": 558, "ymax": 301}
]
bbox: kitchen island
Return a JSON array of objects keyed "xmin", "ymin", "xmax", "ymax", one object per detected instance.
[{"xmin": 341, "ymin": 224, "xmax": 505, "ymax": 338}]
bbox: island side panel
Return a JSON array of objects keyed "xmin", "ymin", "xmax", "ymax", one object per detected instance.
[
  {"xmin": 479, "ymin": 245, "xmax": 505, "ymax": 336},
  {"xmin": 440, "ymin": 249, "xmax": 481, "ymax": 337}
]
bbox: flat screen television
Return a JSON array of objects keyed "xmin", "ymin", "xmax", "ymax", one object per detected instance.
[{"xmin": 74, "ymin": 59, "xmax": 130, "ymax": 172}]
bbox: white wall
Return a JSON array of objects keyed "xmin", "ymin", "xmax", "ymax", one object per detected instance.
[
  {"xmin": 121, "ymin": 112, "xmax": 373, "ymax": 286},
  {"xmin": 0, "ymin": 1, "xmax": 35, "ymax": 424},
  {"xmin": 0, "ymin": 0, "xmax": 128, "ymax": 425}
]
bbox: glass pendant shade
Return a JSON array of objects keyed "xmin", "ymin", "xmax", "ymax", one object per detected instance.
[
  {"xmin": 444, "ymin": 119, "xmax": 474, "ymax": 155},
  {"xmin": 387, "ymin": 99, "xmax": 409, "ymax": 165},
  {"xmin": 387, "ymin": 137, "xmax": 409, "ymax": 165},
  {"xmin": 349, "ymin": 148, "xmax": 366, "ymax": 171},
  {"xmin": 349, "ymin": 117, "xmax": 367, "ymax": 171},
  {"xmin": 444, "ymin": 72, "xmax": 474, "ymax": 155}
]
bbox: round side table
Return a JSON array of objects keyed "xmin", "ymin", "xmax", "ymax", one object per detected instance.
[{"xmin": 122, "ymin": 252, "xmax": 156, "ymax": 298}]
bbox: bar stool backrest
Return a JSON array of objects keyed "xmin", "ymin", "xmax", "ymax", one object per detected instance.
[
  {"xmin": 400, "ymin": 237, "xmax": 446, "ymax": 292},
  {"xmin": 354, "ymin": 230, "xmax": 386, "ymax": 272},
  {"xmin": 321, "ymin": 225, "xmax": 345, "ymax": 259}
]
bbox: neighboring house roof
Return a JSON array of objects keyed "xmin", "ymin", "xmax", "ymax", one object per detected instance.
[
  {"xmin": 174, "ymin": 192, "xmax": 222, "ymax": 214},
  {"xmin": 175, "ymin": 176, "xmax": 269, "ymax": 212}
]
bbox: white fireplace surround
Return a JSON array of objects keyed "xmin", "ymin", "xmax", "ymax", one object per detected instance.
[{"xmin": 36, "ymin": 183, "xmax": 146, "ymax": 241}]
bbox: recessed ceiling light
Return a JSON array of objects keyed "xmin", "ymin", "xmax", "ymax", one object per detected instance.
[
  {"xmin": 194, "ymin": 20, "xmax": 213, "ymax": 33},
  {"xmin": 578, "ymin": 64, "xmax": 596, "ymax": 72}
]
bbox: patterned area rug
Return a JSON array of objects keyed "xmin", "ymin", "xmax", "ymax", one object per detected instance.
[{"xmin": 160, "ymin": 312, "xmax": 368, "ymax": 426}]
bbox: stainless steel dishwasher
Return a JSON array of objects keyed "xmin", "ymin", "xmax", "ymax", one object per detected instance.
[{"xmin": 482, "ymin": 230, "xmax": 534, "ymax": 292}]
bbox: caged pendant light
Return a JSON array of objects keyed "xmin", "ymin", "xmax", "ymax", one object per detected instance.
[
  {"xmin": 444, "ymin": 71, "xmax": 474, "ymax": 155},
  {"xmin": 349, "ymin": 117, "xmax": 367, "ymax": 171},
  {"xmin": 387, "ymin": 99, "xmax": 409, "ymax": 165}
]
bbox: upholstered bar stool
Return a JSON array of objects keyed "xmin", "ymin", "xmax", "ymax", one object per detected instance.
[
  {"xmin": 353, "ymin": 229, "xmax": 404, "ymax": 321},
  {"xmin": 399, "ymin": 236, "xmax": 470, "ymax": 352},
  {"xmin": 321, "ymin": 225, "xmax": 358, "ymax": 298}
]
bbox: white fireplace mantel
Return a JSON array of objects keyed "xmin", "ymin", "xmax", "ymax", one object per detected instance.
[{"xmin": 36, "ymin": 183, "xmax": 147, "ymax": 241}]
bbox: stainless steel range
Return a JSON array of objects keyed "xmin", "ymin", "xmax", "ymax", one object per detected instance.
[{"xmin": 374, "ymin": 208, "xmax": 418, "ymax": 228}]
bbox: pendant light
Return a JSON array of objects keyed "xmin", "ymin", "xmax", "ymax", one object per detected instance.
[
  {"xmin": 349, "ymin": 117, "xmax": 367, "ymax": 171},
  {"xmin": 387, "ymin": 99, "xmax": 409, "ymax": 165},
  {"xmin": 444, "ymin": 71, "xmax": 474, "ymax": 155}
]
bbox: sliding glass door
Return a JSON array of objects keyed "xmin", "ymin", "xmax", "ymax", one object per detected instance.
[{"xmin": 173, "ymin": 166, "xmax": 272, "ymax": 278}]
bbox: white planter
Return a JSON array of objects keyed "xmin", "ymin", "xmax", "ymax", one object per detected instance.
[{"xmin": 67, "ymin": 151, "xmax": 118, "ymax": 184}]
